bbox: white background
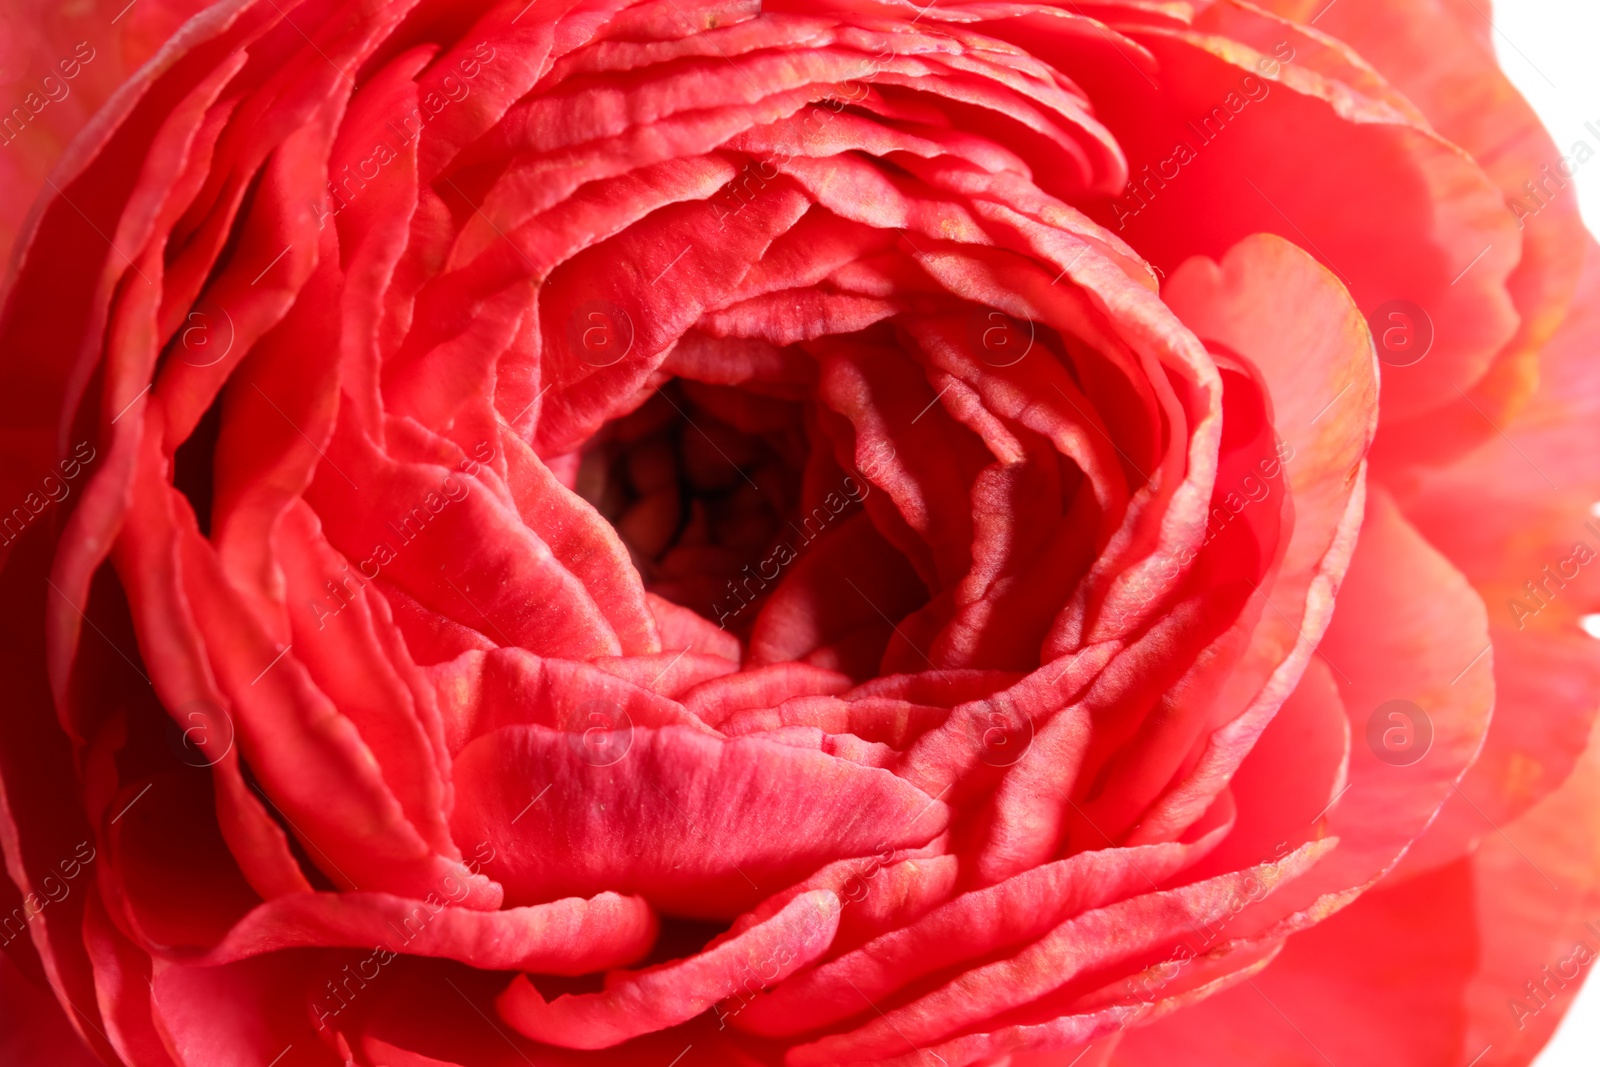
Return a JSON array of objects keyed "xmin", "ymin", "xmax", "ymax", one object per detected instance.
[
  {"xmin": 1498, "ymin": 2, "xmax": 1600, "ymax": 1064},
  {"xmin": 1499, "ymin": 0, "xmax": 1600, "ymax": 233}
]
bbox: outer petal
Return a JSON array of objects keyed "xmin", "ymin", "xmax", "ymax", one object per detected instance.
[
  {"xmin": 1393, "ymin": 242, "xmax": 1600, "ymax": 875},
  {"xmin": 1115, "ymin": 698, "xmax": 1600, "ymax": 1067},
  {"xmin": 1252, "ymin": 0, "xmax": 1588, "ymax": 466},
  {"xmin": 0, "ymin": 0, "xmax": 213, "ymax": 263},
  {"xmin": 1223, "ymin": 487, "xmax": 1494, "ymax": 933},
  {"xmin": 1114, "ymin": 857, "xmax": 1477, "ymax": 1067},
  {"xmin": 0, "ymin": 949, "xmax": 100, "ymax": 1067},
  {"xmin": 1464, "ymin": 713, "xmax": 1600, "ymax": 1065},
  {"xmin": 1065, "ymin": 3, "xmax": 1522, "ymax": 425}
]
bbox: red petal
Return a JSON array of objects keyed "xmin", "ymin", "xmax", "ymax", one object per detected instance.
[
  {"xmin": 451, "ymin": 725, "xmax": 947, "ymax": 919},
  {"xmin": 497, "ymin": 889, "xmax": 840, "ymax": 1049}
]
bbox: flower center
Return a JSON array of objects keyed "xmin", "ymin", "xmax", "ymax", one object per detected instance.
[{"xmin": 575, "ymin": 379, "xmax": 824, "ymax": 631}]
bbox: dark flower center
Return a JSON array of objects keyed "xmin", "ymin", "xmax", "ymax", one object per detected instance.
[{"xmin": 576, "ymin": 379, "xmax": 822, "ymax": 632}]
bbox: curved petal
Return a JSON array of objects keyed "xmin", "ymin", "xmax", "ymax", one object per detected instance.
[
  {"xmin": 498, "ymin": 889, "xmax": 840, "ymax": 1049},
  {"xmin": 1125, "ymin": 231, "xmax": 1376, "ymax": 847},
  {"xmin": 450, "ymin": 724, "xmax": 948, "ymax": 919},
  {"xmin": 194, "ymin": 889, "xmax": 657, "ymax": 975}
]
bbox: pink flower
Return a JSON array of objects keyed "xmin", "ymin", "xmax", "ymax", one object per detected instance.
[{"xmin": 0, "ymin": 1, "xmax": 1595, "ymax": 1065}]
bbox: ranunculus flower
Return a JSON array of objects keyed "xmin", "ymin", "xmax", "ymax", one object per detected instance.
[{"xmin": 1, "ymin": 0, "xmax": 1596, "ymax": 1064}]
